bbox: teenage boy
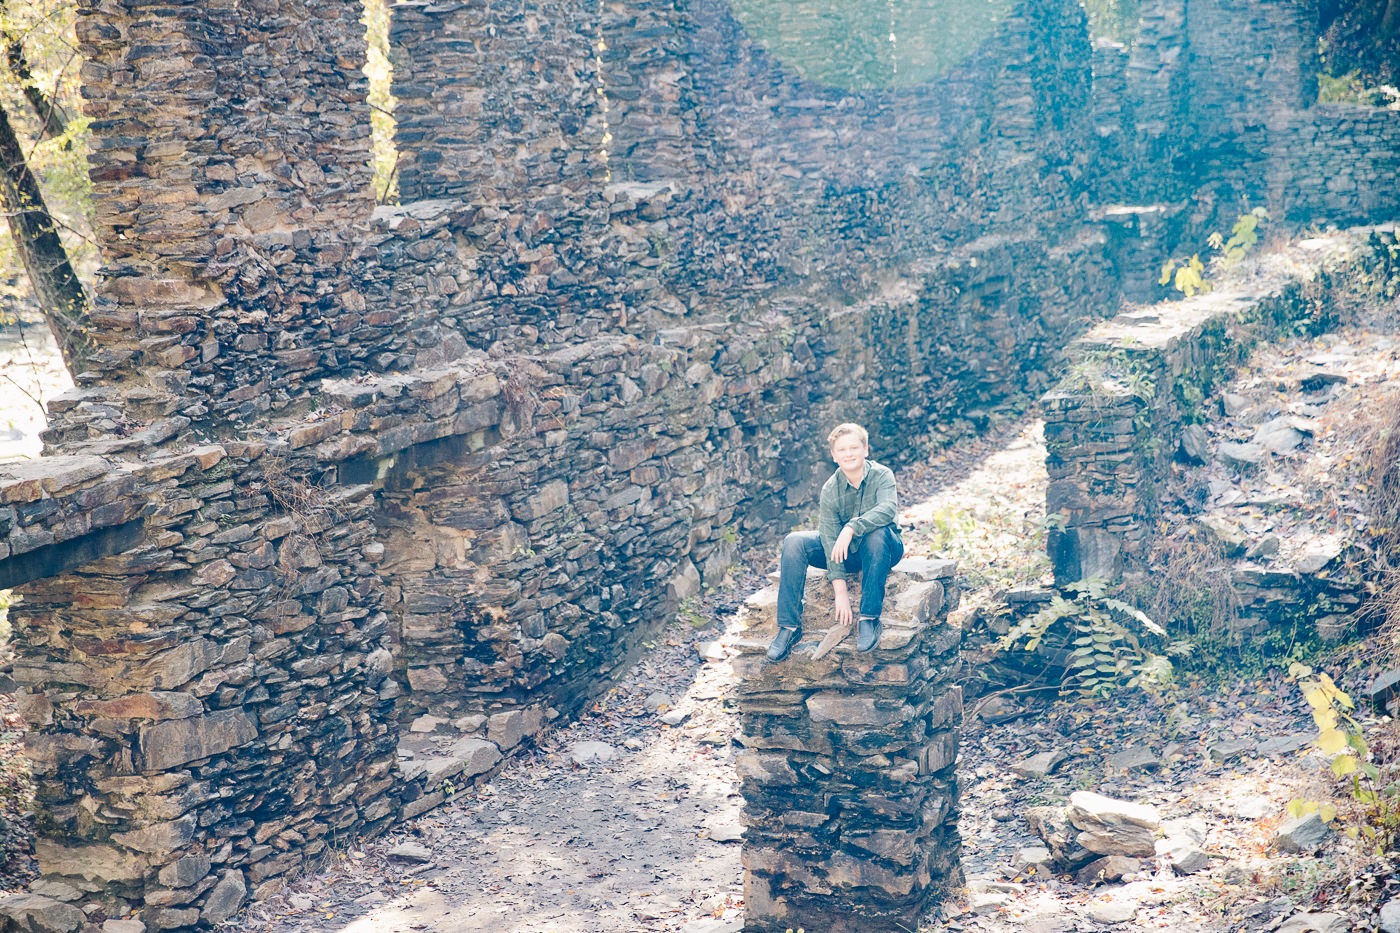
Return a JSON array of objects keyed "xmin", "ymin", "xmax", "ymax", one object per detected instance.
[{"xmin": 767, "ymin": 422, "xmax": 904, "ymax": 662}]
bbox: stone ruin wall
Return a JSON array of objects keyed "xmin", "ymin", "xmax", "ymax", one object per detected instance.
[
  {"xmin": 0, "ymin": 0, "xmax": 1128, "ymax": 926},
  {"xmin": 1043, "ymin": 229, "xmax": 1400, "ymax": 588},
  {"xmin": 375, "ymin": 0, "xmax": 1120, "ymax": 728},
  {"xmin": 0, "ymin": 0, "xmax": 1398, "ymax": 928},
  {"xmin": 1093, "ymin": 0, "xmax": 1400, "ymax": 291}
]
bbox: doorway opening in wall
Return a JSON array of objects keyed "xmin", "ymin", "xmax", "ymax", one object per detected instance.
[
  {"xmin": 362, "ymin": 0, "xmax": 400, "ymax": 204},
  {"xmin": 0, "ymin": 0, "xmax": 87, "ymax": 462},
  {"xmin": 1317, "ymin": 0, "xmax": 1400, "ymax": 107}
]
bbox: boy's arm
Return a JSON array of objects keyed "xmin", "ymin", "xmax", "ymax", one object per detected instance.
[
  {"xmin": 844, "ymin": 466, "xmax": 898, "ymax": 537},
  {"xmin": 817, "ymin": 481, "xmax": 849, "ymax": 582},
  {"xmin": 819, "ymin": 478, "xmax": 854, "ymax": 624}
]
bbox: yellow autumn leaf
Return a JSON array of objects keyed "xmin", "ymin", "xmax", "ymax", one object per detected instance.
[
  {"xmin": 1317, "ymin": 728, "xmax": 1348, "ymax": 755},
  {"xmin": 1331, "ymin": 755, "xmax": 1358, "ymax": 778}
]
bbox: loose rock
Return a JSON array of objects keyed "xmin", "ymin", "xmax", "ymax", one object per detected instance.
[
  {"xmin": 1274, "ymin": 812, "xmax": 1331, "ymax": 854},
  {"xmin": 1075, "ymin": 855, "xmax": 1141, "ymax": 885},
  {"xmin": 387, "ymin": 842, "xmax": 434, "ymax": 863},
  {"xmin": 1277, "ymin": 912, "xmax": 1350, "ymax": 933},
  {"xmin": 1379, "ymin": 898, "xmax": 1400, "ymax": 933},
  {"xmin": 571, "ymin": 741, "xmax": 619, "ymax": 766},
  {"xmin": 1067, "ymin": 791, "xmax": 1161, "ymax": 858}
]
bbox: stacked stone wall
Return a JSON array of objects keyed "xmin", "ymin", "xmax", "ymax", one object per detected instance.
[
  {"xmin": 61, "ymin": 0, "xmax": 392, "ymax": 446},
  {"xmin": 1043, "ymin": 229, "xmax": 1397, "ymax": 584},
  {"xmin": 734, "ymin": 560, "xmax": 963, "ymax": 932},
  {"xmin": 1112, "ymin": 0, "xmax": 1400, "ymax": 234},
  {"xmin": 375, "ymin": 224, "xmax": 1119, "ymax": 724},
  {"xmin": 1270, "ymin": 106, "xmax": 1400, "ymax": 226},
  {"xmin": 6, "ymin": 0, "xmax": 1400, "ymax": 927},
  {"xmin": 1, "ymin": 443, "xmax": 399, "ymax": 925}
]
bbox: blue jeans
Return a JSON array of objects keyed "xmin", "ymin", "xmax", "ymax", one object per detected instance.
[{"xmin": 776, "ymin": 525, "xmax": 904, "ymax": 631}]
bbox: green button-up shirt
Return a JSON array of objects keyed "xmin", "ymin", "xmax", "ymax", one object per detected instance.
[{"xmin": 818, "ymin": 459, "xmax": 900, "ymax": 582}]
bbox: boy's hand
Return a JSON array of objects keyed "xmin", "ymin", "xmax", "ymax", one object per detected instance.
[
  {"xmin": 831, "ymin": 526, "xmax": 855, "ymax": 563},
  {"xmin": 833, "ymin": 583, "xmax": 853, "ymax": 626}
]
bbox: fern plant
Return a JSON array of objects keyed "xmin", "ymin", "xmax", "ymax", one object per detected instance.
[{"xmin": 998, "ymin": 579, "xmax": 1183, "ymax": 697}]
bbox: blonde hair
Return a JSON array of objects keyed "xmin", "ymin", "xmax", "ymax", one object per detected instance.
[{"xmin": 827, "ymin": 422, "xmax": 869, "ymax": 449}]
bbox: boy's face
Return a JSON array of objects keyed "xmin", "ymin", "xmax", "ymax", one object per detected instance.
[{"xmin": 830, "ymin": 434, "xmax": 868, "ymax": 473}]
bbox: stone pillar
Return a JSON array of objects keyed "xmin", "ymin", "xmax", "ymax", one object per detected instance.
[{"xmin": 733, "ymin": 558, "xmax": 963, "ymax": 933}]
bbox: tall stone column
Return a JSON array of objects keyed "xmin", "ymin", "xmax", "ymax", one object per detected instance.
[{"xmin": 734, "ymin": 558, "xmax": 963, "ymax": 933}]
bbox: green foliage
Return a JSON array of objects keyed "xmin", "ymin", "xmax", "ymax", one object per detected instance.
[
  {"xmin": 1293, "ymin": 662, "xmax": 1368, "ymax": 777},
  {"xmin": 1159, "ymin": 208, "xmax": 1270, "ymax": 298},
  {"xmin": 1061, "ymin": 350, "xmax": 1156, "ymax": 407},
  {"xmin": 927, "ymin": 502, "xmax": 977, "ymax": 550},
  {"xmin": 0, "ymin": 0, "xmax": 97, "ymax": 280},
  {"xmin": 998, "ymin": 579, "xmax": 1182, "ymax": 698},
  {"xmin": 1318, "ymin": 70, "xmax": 1400, "ymax": 107},
  {"xmin": 677, "ymin": 596, "xmax": 709, "ymax": 629},
  {"xmin": 1160, "ymin": 253, "xmax": 1209, "ymax": 297},
  {"xmin": 1211, "ymin": 208, "xmax": 1268, "ymax": 267},
  {"xmin": 1291, "ymin": 662, "xmax": 1400, "ymax": 854},
  {"xmin": 919, "ymin": 497, "xmax": 1049, "ymax": 591}
]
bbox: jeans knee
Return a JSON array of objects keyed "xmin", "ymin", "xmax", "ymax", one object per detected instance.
[
  {"xmin": 781, "ymin": 532, "xmax": 806, "ymax": 560},
  {"xmin": 861, "ymin": 527, "xmax": 902, "ymax": 566}
]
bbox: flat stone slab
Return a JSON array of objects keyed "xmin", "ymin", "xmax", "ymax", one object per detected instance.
[
  {"xmin": 1068, "ymin": 791, "xmax": 1161, "ymax": 858},
  {"xmin": 1107, "ymin": 745, "xmax": 1160, "ymax": 772},
  {"xmin": 570, "ymin": 741, "xmax": 618, "ymax": 766},
  {"xmin": 1256, "ymin": 733, "xmax": 1313, "ymax": 756},
  {"xmin": 1011, "ymin": 749, "xmax": 1069, "ymax": 779}
]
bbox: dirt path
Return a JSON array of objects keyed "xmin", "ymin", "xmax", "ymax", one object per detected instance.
[{"xmin": 241, "ymin": 587, "xmax": 752, "ymax": 933}]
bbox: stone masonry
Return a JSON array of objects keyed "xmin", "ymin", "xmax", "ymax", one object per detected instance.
[
  {"xmin": 734, "ymin": 559, "xmax": 962, "ymax": 933},
  {"xmin": 0, "ymin": 0, "xmax": 1397, "ymax": 928}
]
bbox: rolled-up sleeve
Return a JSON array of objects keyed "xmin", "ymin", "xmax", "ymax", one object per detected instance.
[{"xmin": 846, "ymin": 466, "xmax": 897, "ymax": 537}]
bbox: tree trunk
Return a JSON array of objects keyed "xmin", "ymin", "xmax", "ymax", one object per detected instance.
[
  {"xmin": 4, "ymin": 39, "xmax": 70, "ymax": 141},
  {"xmin": 0, "ymin": 101, "xmax": 91, "ymax": 375}
]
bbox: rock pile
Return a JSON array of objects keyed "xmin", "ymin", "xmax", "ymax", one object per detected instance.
[
  {"xmin": 1027, "ymin": 791, "xmax": 1163, "ymax": 880},
  {"xmin": 733, "ymin": 558, "xmax": 962, "ymax": 932}
]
